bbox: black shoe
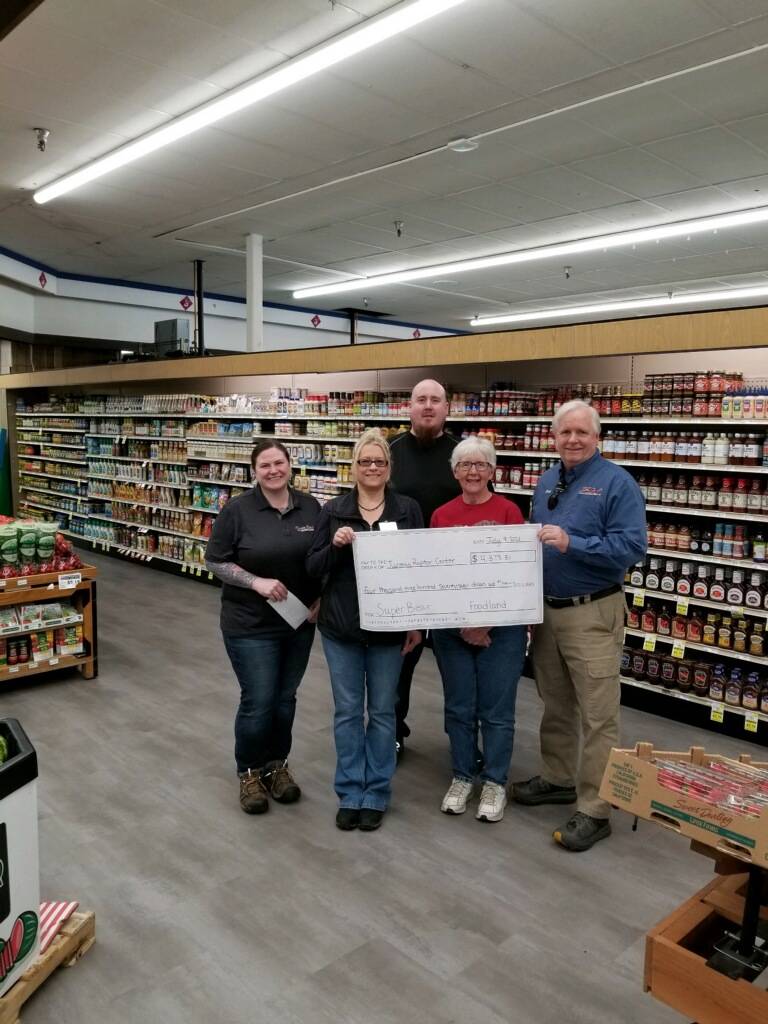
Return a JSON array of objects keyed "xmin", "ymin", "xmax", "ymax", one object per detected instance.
[
  {"xmin": 553, "ymin": 811, "xmax": 611, "ymax": 852},
  {"xmin": 358, "ymin": 808, "xmax": 384, "ymax": 831},
  {"xmin": 335, "ymin": 808, "xmax": 360, "ymax": 831},
  {"xmin": 511, "ymin": 775, "xmax": 577, "ymax": 806}
]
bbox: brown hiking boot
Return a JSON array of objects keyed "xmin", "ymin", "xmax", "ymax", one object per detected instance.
[
  {"xmin": 262, "ymin": 760, "xmax": 301, "ymax": 804},
  {"xmin": 239, "ymin": 769, "xmax": 269, "ymax": 814}
]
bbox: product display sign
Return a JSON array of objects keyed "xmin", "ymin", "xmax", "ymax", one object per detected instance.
[{"xmin": 353, "ymin": 524, "xmax": 543, "ymax": 631}]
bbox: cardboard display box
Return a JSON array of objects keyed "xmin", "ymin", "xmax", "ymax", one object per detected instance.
[{"xmin": 600, "ymin": 743, "xmax": 768, "ymax": 866}]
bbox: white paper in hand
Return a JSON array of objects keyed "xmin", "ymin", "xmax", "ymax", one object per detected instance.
[{"xmin": 268, "ymin": 590, "xmax": 310, "ymax": 629}]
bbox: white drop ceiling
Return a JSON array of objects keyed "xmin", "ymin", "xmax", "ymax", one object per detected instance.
[{"xmin": 3, "ymin": 0, "xmax": 768, "ymax": 330}]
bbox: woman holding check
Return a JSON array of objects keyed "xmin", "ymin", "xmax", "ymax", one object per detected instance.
[
  {"xmin": 430, "ymin": 437, "xmax": 526, "ymax": 824},
  {"xmin": 206, "ymin": 440, "xmax": 321, "ymax": 816},
  {"xmin": 307, "ymin": 428, "xmax": 422, "ymax": 832}
]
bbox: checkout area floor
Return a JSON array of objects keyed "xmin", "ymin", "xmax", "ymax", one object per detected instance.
[{"xmin": 3, "ymin": 551, "xmax": 756, "ymax": 1024}]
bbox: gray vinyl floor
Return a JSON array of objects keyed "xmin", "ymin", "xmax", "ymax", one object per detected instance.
[{"xmin": 1, "ymin": 551, "xmax": 756, "ymax": 1023}]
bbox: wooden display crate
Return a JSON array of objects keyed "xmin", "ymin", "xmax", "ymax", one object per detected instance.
[{"xmin": 645, "ymin": 873, "xmax": 768, "ymax": 1024}]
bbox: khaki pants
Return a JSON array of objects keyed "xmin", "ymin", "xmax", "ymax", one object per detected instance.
[{"xmin": 532, "ymin": 590, "xmax": 625, "ymax": 819}]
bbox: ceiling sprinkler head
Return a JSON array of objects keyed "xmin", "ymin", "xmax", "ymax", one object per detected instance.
[
  {"xmin": 33, "ymin": 128, "xmax": 50, "ymax": 152},
  {"xmin": 394, "ymin": 220, "xmax": 404, "ymax": 238}
]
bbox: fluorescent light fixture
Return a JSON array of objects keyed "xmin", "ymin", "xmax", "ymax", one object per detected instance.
[
  {"xmin": 470, "ymin": 284, "xmax": 768, "ymax": 327},
  {"xmin": 33, "ymin": 0, "xmax": 468, "ymax": 205},
  {"xmin": 293, "ymin": 204, "xmax": 768, "ymax": 299}
]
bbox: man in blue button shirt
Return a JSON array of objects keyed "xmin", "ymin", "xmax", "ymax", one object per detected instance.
[{"xmin": 513, "ymin": 399, "xmax": 646, "ymax": 851}]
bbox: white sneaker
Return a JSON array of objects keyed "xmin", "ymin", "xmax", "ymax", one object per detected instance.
[
  {"xmin": 476, "ymin": 782, "xmax": 507, "ymax": 822},
  {"xmin": 441, "ymin": 778, "xmax": 474, "ymax": 815}
]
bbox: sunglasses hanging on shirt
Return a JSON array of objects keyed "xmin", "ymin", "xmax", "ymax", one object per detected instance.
[{"xmin": 547, "ymin": 468, "xmax": 569, "ymax": 511}]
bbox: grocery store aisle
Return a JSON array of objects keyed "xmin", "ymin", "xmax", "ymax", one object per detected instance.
[{"xmin": 1, "ymin": 552, "xmax": 752, "ymax": 1024}]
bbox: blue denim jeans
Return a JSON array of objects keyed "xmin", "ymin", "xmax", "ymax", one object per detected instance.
[
  {"xmin": 432, "ymin": 625, "xmax": 526, "ymax": 786},
  {"xmin": 224, "ymin": 622, "xmax": 315, "ymax": 774},
  {"xmin": 321, "ymin": 635, "xmax": 403, "ymax": 811}
]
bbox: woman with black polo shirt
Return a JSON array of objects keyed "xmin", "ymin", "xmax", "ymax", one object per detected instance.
[{"xmin": 206, "ymin": 440, "xmax": 321, "ymax": 815}]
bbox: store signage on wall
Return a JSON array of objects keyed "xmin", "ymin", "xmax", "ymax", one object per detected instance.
[
  {"xmin": 412, "ymin": 329, "xmax": 421, "ymax": 338},
  {"xmin": 38, "ymin": 272, "xmax": 47, "ymax": 289},
  {"xmin": 311, "ymin": 315, "xmax": 321, "ymax": 327},
  {"xmin": 179, "ymin": 295, "xmax": 193, "ymax": 311}
]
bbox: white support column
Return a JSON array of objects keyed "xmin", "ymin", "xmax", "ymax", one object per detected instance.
[{"xmin": 246, "ymin": 233, "xmax": 264, "ymax": 352}]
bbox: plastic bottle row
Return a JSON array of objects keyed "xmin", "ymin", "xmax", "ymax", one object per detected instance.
[
  {"xmin": 622, "ymin": 645, "xmax": 768, "ymax": 710},
  {"xmin": 627, "ymin": 600, "xmax": 766, "ymax": 654},
  {"xmin": 628, "ymin": 557, "xmax": 768, "ymax": 606},
  {"xmin": 603, "ymin": 431, "xmax": 767, "ymax": 465},
  {"xmin": 78, "ymin": 521, "xmax": 208, "ymax": 564},
  {"xmin": 185, "ymin": 462, "xmax": 249, "ymax": 485},
  {"xmin": 88, "ymin": 418, "xmax": 186, "ymax": 438},
  {"xmin": 646, "ymin": 521, "xmax": 764, "ymax": 559}
]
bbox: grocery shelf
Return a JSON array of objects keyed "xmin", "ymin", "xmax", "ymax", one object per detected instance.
[
  {"xmin": 0, "ymin": 614, "xmax": 83, "ymax": 638},
  {"xmin": 184, "ymin": 504, "xmax": 221, "ymax": 515},
  {"xmin": 0, "ymin": 654, "xmax": 95, "ymax": 684},
  {"xmin": 20, "ymin": 485, "xmax": 88, "ymax": 502},
  {"xmin": 619, "ymin": 459, "xmax": 768, "ymax": 474},
  {"xmin": 624, "ymin": 626, "xmax": 768, "ymax": 666},
  {"xmin": 645, "ymin": 546, "xmax": 768, "ymax": 572},
  {"xmin": 620, "ymin": 675, "xmax": 768, "ymax": 723},
  {"xmin": 88, "ymin": 474, "xmax": 187, "ymax": 488},
  {"xmin": 87, "ymin": 494, "xmax": 186, "ymax": 514},
  {"xmin": 86, "ymin": 512, "xmax": 208, "ymax": 541},
  {"xmin": 645, "ymin": 503, "xmax": 767, "ymax": 522},
  {"xmin": 625, "ymin": 585, "xmax": 768, "ymax": 619},
  {"xmin": 20, "ymin": 500, "xmax": 89, "ymax": 519},
  {"xmin": 16, "ymin": 426, "xmax": 85, "ymax": 434},
  {"xmin": 186, "ymin": 476, "xmax": 249, "ymax": 487},
  {"xmin": 18, "ymin": 470, "xmax": 87, "ymax": 483},
  {"xmin": 16, "ymin": 441, "xmax": 86, "ymax": 451}
]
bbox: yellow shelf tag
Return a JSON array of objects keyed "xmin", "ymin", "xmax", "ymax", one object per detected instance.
[
  {"xmin": 643, "ymin": 635, "xmax": 656, "ymax": 652},
  {"xmin": 633, "ymin": 589, "xmax": 645, "ymax": 607},
  {"xmin": 671, "ymin": 640, "xmax": 685, "ymax": 659},
  {"xmin": 710, "ymin": 703, "xmax": 725, "ymax": 724},
  {"xmin": 745, "ymin": 713, "xmax": 759, "ymax": 733},
  {"xmin": 676, "ymin": 598, "xmax": 689, "ymax": 615},
  {"xmin": 729, "ymin": 606, "xmax": 745, "ymax": 619}
]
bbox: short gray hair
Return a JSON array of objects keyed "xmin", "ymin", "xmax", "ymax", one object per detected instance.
[
  {"xmin": 450, "ymin": 436, "xmax": 497, "ymax": 470},
  {"xmin": 552, "ymin": 399, "xmax": 601, "ymax": 434}
]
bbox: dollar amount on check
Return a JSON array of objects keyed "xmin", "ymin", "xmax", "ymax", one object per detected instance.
[{"xmin": 353, "ymin": 524, "xmax": 543, "ymax": 631}]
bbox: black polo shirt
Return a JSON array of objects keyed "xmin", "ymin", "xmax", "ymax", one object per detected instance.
[{"xmin": 206, "ymin": 485, "xmax": 321, "ymax": 634}]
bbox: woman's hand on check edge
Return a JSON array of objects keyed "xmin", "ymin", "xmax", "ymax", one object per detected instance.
[
  {"xmin": 306, "ymin": 598, "xmax": 321, "ymax": 623},
  {"xmin": 332, "ymin": 526, "xmax": 356, "ymax": 547},
  {"xmin": 252, "ymin": 577, "xmax": 288, "ymax": 601},
  {"xmin": 460, "ymin": 627, "xmax": 492, "ymax": 647},
  {"xmin": 401, "ymin": 630, "xmax": 422, "ymax": 655}
]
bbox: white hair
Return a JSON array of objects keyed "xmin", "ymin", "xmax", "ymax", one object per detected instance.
[
  {"xmin": 450, "ymin": 436, "xmax": 497, "ymax": 470},
  {"xmin": 551, "ymin": 399, "xmax": 601, "ymax": 434}
]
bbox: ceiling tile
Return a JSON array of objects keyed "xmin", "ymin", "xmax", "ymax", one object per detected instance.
[
  {"xmin": 454, "ymin": 184, "xmax": 572, "ymax": 222},
  {"xmin": 575, "ymin": 88, "xmax": 714, "ymax": 146},
  {"xmin": 569, "ymin": 148, "xmax": 704, "ymax": 198},
  {"xmin": 645, "ymin": 127, "xmax": 768, "ymax": 181},
  {"xmin": 502, "ymin": 166, "xmax": 635, "ymax": 211}
]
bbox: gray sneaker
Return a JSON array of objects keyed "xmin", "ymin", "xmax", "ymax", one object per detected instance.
[
  {"xmin": 553, "ymin": 811, "xmax": 611, "ymax": 852},
  {"xmin": 512, "ymin": 775, "xmax": 577, "ymax": 806},
  {"xmin": 239, "ymin": 769, "xmax": 269, "ymax": 814},
  {"xmin": 262, "ymin": 760, "xmax": 301, "ymax": 804}
]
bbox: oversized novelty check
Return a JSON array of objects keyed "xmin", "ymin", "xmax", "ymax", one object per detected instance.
[{"xmin": 353, "ymin": 524, "xmax": 543, "ymax": 631}]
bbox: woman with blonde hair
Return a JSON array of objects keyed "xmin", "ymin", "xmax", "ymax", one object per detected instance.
[{"xmin": 307, "ymin": 428, "xmax": 422, "ymax": 831}]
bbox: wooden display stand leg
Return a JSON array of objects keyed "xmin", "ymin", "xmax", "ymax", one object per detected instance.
[{"xmin": 0, "ymin": 912, "xmax": 95, "ymax": 1024}]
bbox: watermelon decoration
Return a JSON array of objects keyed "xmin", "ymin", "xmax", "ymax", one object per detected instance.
[{"xmin": 0, "ymin": 911, "xmax": 37, "ymax": 981}]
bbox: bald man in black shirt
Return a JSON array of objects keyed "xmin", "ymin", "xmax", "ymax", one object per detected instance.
[{"xmin": 390, "ymin": 379, "xmax": 460, "ymax": 752}]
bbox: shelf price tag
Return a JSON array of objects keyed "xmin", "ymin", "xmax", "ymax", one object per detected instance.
[
  {"xmin": 729, "ymin": 606, "xmax": 745, "ymax": 619},
  {"xmin": 642, "ymin": 635, "xmax": 656, "ymax": 652},
  {"xmin": 671, "ymin": 640, "xmax": 686, "ymax": 659},
  {"xmin": 676, "ymin": 598, "xmax": 689, "ymax": 615},
  {"xmin": 745, "ymin": 712, "xmax": 759, "ymax": 733},
  {"xmin": 710, "ymin": 703, "xmax": 725, "ymax": 723},
  {"xmin": 58, "ymin": 571, "xmax": 81, "ymax": 589},
  {"xmin": 632, "ymin": 589, "xmax": 645, "ymax": 607}
]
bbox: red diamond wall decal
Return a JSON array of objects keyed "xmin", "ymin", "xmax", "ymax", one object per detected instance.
[
  {"xmin": 412, "ymin": 328, "xmax": 421, "ymax": 338},
  {"xmin": 179, "ymin": 295, "xmax": 192, "ymax": 310},
  {"xmin": 311, "ymin": 314, "xmax": 321, "ymax": 327},
  {"xmin": 38, "ymin": 272, "xmax": 47, "ymax": 289}
]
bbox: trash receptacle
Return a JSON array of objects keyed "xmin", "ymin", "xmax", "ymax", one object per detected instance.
[{"xmin": 0, "ymin": 719, "xmax": 39, "ymax": 995}]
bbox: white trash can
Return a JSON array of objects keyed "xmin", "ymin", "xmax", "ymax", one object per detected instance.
[{"xmin": 0, "ymin": 719, "xmax": 39, "ymax": 996}]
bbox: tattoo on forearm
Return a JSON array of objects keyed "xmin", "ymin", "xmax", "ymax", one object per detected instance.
[{"xmin": 205, "ymin": 560, "xmax": 258, "ymax": 590}]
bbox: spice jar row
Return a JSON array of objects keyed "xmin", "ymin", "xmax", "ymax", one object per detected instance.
[{"xmin": 622, "ymin": 646, "xmax": 768, "ymax": 711}]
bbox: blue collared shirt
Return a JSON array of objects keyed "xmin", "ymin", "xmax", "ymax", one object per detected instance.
[{"xmin": 531, "ymin": 450, "xmax": 647, "ymax": 599}]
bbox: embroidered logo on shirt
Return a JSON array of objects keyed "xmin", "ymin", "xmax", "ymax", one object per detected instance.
[
  {"xmin": 579, "ymin": 486, "xmax": 603, "ymax": 496},
  {"xmin": 295, "ymin": 525, "xmax": 315, "ymax": 532}
]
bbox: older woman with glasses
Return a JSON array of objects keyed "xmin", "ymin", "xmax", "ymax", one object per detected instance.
[
  {"xmin": 307, "ymin": 428, "xmax": 422, "ymax": 832},
  {"xmin": 430, "ymin": 437, "xmax": 526, "ymax": 823}
]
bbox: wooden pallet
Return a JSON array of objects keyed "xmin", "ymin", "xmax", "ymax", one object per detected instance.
[{"xmin": 0, "ymin": 912, "xmax": 95, "ymax": 1024}]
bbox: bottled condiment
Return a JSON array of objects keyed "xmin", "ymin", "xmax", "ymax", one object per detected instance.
[
  {"xmin": 647, "ymin": 475, "xmax": 661, "ymax": 503},
  {"xmin": 661, "ymin": 473, "xmax": 676, "ymax": 505},
  {"xmin": 750, "ymin": 623, "xmax": 765, "ymax": 657},
  {"xmin": 631, "ymin": 649, "xmax": 646, "ymax": 680},
  {"xmin": 664, "ymin": 524, "xmax": 679, "ymax": 550},
  {"xmin": 692, "ymin": 661, "xmax": 710, "ymax": 697},
  {"xmin": 685, "ymin": 610, "xmax": 703, "ymax": 643},
  {"xmin": 742, "ymin": 672, "xmax": 761, "ymax": 710},
  {"xmin": 701, "ymin": 476, "xmax": 718, "ymax": 508},
  {"xmin": 676, "ymin": 660, "xmax": 693, "ymax": 694},
  {"xmin": 676, "ymin": 562, "xmax": 693, "ymax": 595},
  {"xmin": 671, "ymin": 610, "xmax": 688, "ymax": 640},
  {"xmin": 657, "ymin": 605, "xmax": 672, "ymax": 636},
  {"xmin": 674, "ymin": 474, "xmax": 688, "ymax": 506},
  {"xmin": 646, "ymin": 653, "xmax": 662, "ymax": 684},
  {"xmin": 637, "ymin": 432, "xmax": 651, "ymax": 460},
  {"xmin": 703, "ymin": 614, "xmax": 718, "ymax": 646},
  {"xmin": 745, "ymin": 572, "xmax": 764, "ymax": 608},
  {"xmin": 717, "ymin": 615, "xmax": 733, "ymax": 650},
  {"xmin": 677, "ymin": 525, "xmax": 691, "ymax": 552},
  {"xmin": 645, "ymin": 558, "xmax": 662, "ymax": 591},
  {"xmin": 726, "ymin": 569, "xmax": 745, "ymax": 607},
  {"xmin": 688, "ymin": 475, "xmax": 703, "ymax": 507},
  {"xmin": 692, "ymin": 566, "xmax": 710, "ymax": 599},
  {"xmin": 733, "ymin": 619, "xmax": 749, "ymax": 654},
  {"xmin": 717, "ymin": 477, "xmax": 734, "ymax": 511},
  {"xmin": 701, "ymin": 433, "xmax": 716, "ymax": 465},
  {"xmin": 629, "ymin": 561, "xmax": 645, "ymax": 587},
  {"xmin": 660, "ymin": 656, "xmax": 677, "ymax": 688},
  {"xmin": 709, "ymin": 567, "xmax": 726, "ymax": 603},
  {"xmin": 753, "ymin": 532, "xmax": 766, "ymax": 562},
  {"xmin": 626, "ymin": 603, "xmax": 641, "ymax": 630},
  {"xmin": 725, "ymin": 667, "xmax": 743, "ymax": 707},
  {"xmin": 660, "ymin": 561, "xmax": 677, "ymax": 593},
  {"xmin": 641, "ymin": 604, "xmax": 657, "ymax": 634},
  {"xmin": 709, "ymin": 664, "xmax": 726, "ymax": 702},
  {"xmin": 732, "ymin": 477, "xmax": 748, "ymax": 511}
]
